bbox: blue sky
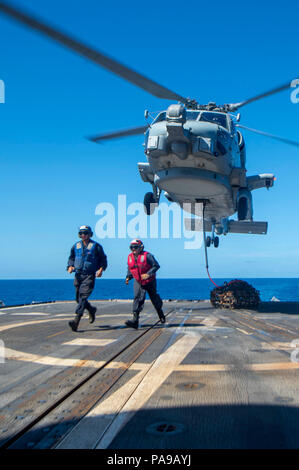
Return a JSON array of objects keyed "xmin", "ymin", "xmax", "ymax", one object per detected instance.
[{"xmin": 0, "ymin": 0, "xmax": 298, "ymax": 279}]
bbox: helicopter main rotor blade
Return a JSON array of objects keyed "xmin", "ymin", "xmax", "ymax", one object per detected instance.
[
  {"xmin": 0, "ymin": 1, "xmax": 188, "ymax": 103},
  {"xmin": 237, "ymin": 124, "xmax": 299, "ymax": 147},
  {"xmin": 88, "ymin": 125, "xmax": 148, "ymax": 142},
  {"xmin": 228, "ymin": 81, "xmax": 292, "ymax": 111}
]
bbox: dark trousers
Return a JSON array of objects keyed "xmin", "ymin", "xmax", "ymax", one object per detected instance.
[
  {"xmin": 133, "ymin": 279, "xmax": 163, "ymax": 318},
  {"xmin": 74, "ymin": 273, "xmax": 95, "ymax": 318}
]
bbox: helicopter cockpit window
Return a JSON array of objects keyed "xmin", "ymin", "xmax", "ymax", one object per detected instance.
[
  {"xmin": 186, "ymin": 111, "xmax": 200, "ymax": 120},
  {"xmin": 199, "ymin": 112, "xmax": 228, "ymax": 129},
  {"xmin": 152, "ymin": 112, "xmax": 166, "ymax": 123}
]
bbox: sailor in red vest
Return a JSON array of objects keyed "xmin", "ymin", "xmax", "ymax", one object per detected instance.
[{"xmin": 125, "ymin": 239, "xmax": 165, "ymax": 329}]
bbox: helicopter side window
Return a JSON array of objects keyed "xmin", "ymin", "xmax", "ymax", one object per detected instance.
[{"xmin": 199, "ymin": 112, "xmax": 228, "ymax": 129}]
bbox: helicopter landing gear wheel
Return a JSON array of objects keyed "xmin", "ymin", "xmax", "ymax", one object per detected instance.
[
  {"xmin": 144, "ymin": 192, "xmax": 157, "ymax": 215},
  {"xmin": 206, "ymin": 235, "xmax": 219, "ymax": 248}
]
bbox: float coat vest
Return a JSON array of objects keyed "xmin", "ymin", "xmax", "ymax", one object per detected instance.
[
  {"xmin": 74, "ymin": 240, "xmax": 98, "ymax": 274},
  {"xmin": 127, "ymin": 251, "xmax": 156, "ymax": 286}
]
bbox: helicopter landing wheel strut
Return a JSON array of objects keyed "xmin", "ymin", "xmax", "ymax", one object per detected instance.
[
  {"xmin": 205, "ymin": 221, "xmax": 219, "ymax": 248},
  {"xmin": 143, "ymin": 192, "xmax": 157, "ymax": 215}
]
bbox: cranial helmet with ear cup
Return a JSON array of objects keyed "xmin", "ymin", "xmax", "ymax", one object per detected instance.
[{"xmin": 129, "ymin": 239, "xmax": 144, "ymax": 251}]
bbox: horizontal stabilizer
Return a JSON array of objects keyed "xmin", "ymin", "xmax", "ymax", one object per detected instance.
[
  {"xmin": 247, "ymin": 174, "xmax": 275, "ymax": 191},
  {"xmin": 184, "ymin": 218, "xmax": 268, "ymax": 234},
  {"xmin": 228, "ymin": 220, "xmax": 268, "ymax": 234}
]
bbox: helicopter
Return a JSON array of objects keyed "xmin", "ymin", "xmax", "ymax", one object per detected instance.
[{"xmin": 0, "ymin": 1, "xmax": 298, "ymax": 248}]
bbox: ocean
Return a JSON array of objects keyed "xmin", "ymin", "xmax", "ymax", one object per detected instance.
[{"xmin": 0, "ymin": 278, "xmax": 299, "ymax": 307}]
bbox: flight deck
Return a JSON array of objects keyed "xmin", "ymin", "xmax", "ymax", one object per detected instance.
[{"xmin": 1, "ymin": 299, "xmax": 299, "ymax": 449}]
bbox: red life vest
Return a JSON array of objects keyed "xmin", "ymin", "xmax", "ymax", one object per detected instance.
[{"xmin": 127, "ymin": 251, "xmax": 156, "ymax": 285}]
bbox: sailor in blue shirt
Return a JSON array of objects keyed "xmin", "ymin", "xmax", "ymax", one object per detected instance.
[{"xmin": 67, "ymin": 225, "xmax": 107, "ymax": 331}]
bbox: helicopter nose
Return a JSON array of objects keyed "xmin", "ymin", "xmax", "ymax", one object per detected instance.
[{"xmin": 170, "ymin": 141, "xmax": 188, "ymax": 159}]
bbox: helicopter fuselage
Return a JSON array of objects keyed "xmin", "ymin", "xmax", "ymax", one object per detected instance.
[
  {"xmin": 138, "ymin": 104, "xmax": 275, "ymax": 242},
  {"xmin": 139, "ymin": 106, "xmax": 247, "ymax": 222}
]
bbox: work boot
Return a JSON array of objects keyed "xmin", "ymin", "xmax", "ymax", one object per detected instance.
[
  {"xmin": 158, "ymin": 311, "xmax": 166, "ymax": 323},
  {"xmin": 68, "ymin": 314, "xmax": 81, "ymax": 332},
  {"xmin": 88, "ymin": 306, "xmax": 97, "ymax": 324},
  {"xmin": 125, "ymin": 312, "xmax": 139, "ymax": 329},
  {"xmin": 125, "ymin": 319, "xmax": 139, "ymax": 329},
  {"xmin": 69, "ymin": 320, "xmax": 78, "ymax": 332}
]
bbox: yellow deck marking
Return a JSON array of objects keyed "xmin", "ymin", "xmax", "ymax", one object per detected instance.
[
  {"xmin": 233, "ymin": 319, "xmax": 259, "ymax": 332},
  {"xmin": 46, "ymin": 330, "xmax": 67, "ymax": 339},
  {"xmin": 6, "ymin": 344, "xmax": 299, "ymax": 373},
  {"xmin": 176, "ymin": 364, "xmax": 231, "ymax": 371},
  {"xmin": 176, "ymin": 362, "xmax": 299, "ymax": 371},
  {"xmin": 1, "ymin": 310, "xmax": 128, "ymax": 333},
  {"xmin": 0, "ymin": 318, "xmax": 69, "ymax": 333},
  {"xmin": 201, "ymin": 315, "xmax": 218, "ymax": 326},
  {"xmin": 260, "ymin": 341, "xmax": 293, "ymax": 350},
  {"xmin": 55, "ymin": 314, "xmax": 75, "ymax": 317},
  {"xmin": 0, "ymin": 301, "xmax": 75, "ymax": 312},
  {"xmin": 4, "ymin": 346, "xmax": 144, "ymax": 370},
  {"xmin": 10, "ymin": 312, "xmax": 50, "ymax": 316},
  {"xmin": 63, "ymin": 338, "xmax": 116, "ymax": 347},
  {"xmin": 236, "ymin": 328, "xmax": 252, "ymax": 335},
  {"xmin": 4, "ymin": 347, "xmax": 107, "ymax": 368},
  {"xmin": 248, "ymin": 362, "xmax": 299, "ymax": 371}
]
